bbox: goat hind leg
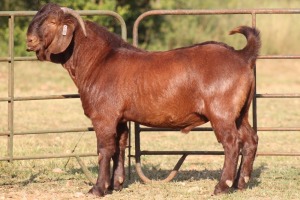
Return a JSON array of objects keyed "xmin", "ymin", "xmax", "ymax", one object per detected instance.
[
  {"xmin": 110, "ymin": 122, "xmax": 128, "ymax": 191},
  {"xmin": 234, "ymin": 122, "xmax": 258, "ymax": 190},
  {"xmin": 213, "ymin": 122, "xmax": 241, "ymax": 195}
]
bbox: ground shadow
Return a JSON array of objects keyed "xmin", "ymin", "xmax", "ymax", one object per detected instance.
[
  {"xmin": 0, "ymin": 169, "xmax": 45, "ymax": 187},
  {"xmin": 65, "ymin": 160, "xmax": 267, "ymax": 191},
  {"xmin": 125, "ymin": 162, "xmax": 267, "ymax": 189},
  {"xmin": 3, "ymin": 160, "xmax": 266, "ymax": 192},
  {"xmin": 20, "ymin": 169, "xmax": 45, "ymax": 186}
]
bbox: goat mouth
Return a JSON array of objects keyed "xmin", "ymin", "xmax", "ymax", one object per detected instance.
[
  {"xmin": 26, "ymin": 44, "xmax": 34, "ymax": 52},
  {"xmin": 26, "ymin": 47, "xmax": 34, "ymax": 52},
  {"xmin": 26, "ymin": 44, "xmax": 40, "ymax": 52},
  {"xmin": 26, "ymin": 44, "xmax": 45, "ymax": 60}
]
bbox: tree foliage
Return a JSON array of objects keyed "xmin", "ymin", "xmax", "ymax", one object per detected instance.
[{"xmin": 0, "ymin": 0, "xmax": 159, "ymax": 56}]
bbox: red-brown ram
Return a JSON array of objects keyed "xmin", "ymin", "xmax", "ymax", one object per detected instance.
[{"xmin": 26, "ymin": 3, "xmax": 260, "ymax": 197}]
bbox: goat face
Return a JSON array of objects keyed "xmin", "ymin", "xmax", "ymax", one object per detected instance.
[{"xmin": 26, "ymin": 3, "xmax": 86, "ymax": 61}]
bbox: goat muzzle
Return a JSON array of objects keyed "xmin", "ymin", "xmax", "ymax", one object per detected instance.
[{"xmin": 26, "ymin": 35, "xmax": 38, "ymax": 52}]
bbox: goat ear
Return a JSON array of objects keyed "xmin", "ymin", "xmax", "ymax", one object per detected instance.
[{"xmin": 47, "ymin": 22, "xmax": 75, "ymax": 54}]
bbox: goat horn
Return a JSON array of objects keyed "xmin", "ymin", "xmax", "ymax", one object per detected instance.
[{"xmin": 61, "ymin": 7, "xmax": 87, "ymax": 37}]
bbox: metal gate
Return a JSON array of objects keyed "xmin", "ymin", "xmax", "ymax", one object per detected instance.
[
  {"xmin": 0, "ymin": 8, "xmax": 300, "ymax": 184},
  {"xmin": 132, "ymin": 9, "xmax": 300, "ymax": 182}
]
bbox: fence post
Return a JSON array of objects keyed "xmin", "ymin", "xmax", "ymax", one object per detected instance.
[
  {"xmin": 7, "ymin": 14, "xmax": 14, "ymax": 162},
  {"xmin": 251, "ymin": 12, "xmax": 258, "ymax": 131}
]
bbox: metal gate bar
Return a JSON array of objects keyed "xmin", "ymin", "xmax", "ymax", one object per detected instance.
[{"xmin": 132, "ymin": 9, "xmax": 300, "ymax": 182}]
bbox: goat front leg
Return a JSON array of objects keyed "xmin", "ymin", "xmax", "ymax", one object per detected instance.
[
  {"xmin": 213, "ymin": 121, "xmax": 241, "ymax": 195},
  {"xmin": 88, "ymin": 118, "xmax": 116, "ymax": 197},
  {"xmin": 110, "ymin": 122, "xmax": 128, "ymax": 191}
]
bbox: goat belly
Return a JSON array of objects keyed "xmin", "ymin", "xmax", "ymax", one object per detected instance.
[
  {"xmin": 122, "ymin": 77, "xmax": 207, "ymax": 130},
  {"xmin": 124, "ymin": 108, "xmax": 208, "ymax": 131}
]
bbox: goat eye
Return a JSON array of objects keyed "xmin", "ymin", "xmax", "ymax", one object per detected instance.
[{"xmin": 48, "ymin": 19, "xmax": 56, "ymax": 25}]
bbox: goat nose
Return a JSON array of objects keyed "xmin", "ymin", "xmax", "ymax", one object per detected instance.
[
  {"xmin": 27, "ymin": 35, "xmax": 37, "ymax": 44},
  {"xmin": 27, "ymin": 36, "xmax": 34, "ymax": 43}
]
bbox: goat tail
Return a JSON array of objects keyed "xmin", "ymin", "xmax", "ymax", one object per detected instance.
[{"xmin": 230, "ymin": 26, "xmax": 261, "ymax": 64}]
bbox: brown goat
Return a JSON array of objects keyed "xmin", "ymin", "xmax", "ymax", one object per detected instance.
[{"xmin": 26, "ymin": 3, "xmax": 260, "ymax": 197}]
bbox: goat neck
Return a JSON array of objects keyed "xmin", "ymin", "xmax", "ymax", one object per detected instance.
[{"xmin": 62, "ymin": 21, "xmax": 115, "ymax": 87}]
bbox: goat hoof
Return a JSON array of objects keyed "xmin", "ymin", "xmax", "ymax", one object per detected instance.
[
  {"xmin": 239, "ymin": 180, "xmax": 248, "ymax": 190},
  {"xmin": 214, "ymin": 182, "xmax": 230, "ymax": 195},
  {"xmin": 109, "ymin": 176, "xmax": 124, "ymax": 191},
  {"xmin": 233, "ymin": 176, "xmax": 249, "ymax": 190},
  {"xmin": 113, "ymin": 183, "xmax": 123, "ymax": 191},
  {"xmin": 110, "ymin": 178, "xmax": 124, "ymax": 191},
  {"xmin": 108, "ymin": 183, "xmax": 123, "ymax": 191},
  {"xmin": 88, "ymin": 185, "xmax": 105, "ymax": 197}
]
